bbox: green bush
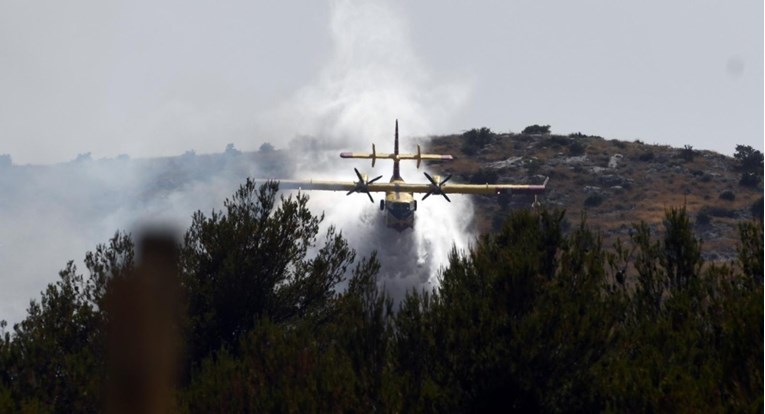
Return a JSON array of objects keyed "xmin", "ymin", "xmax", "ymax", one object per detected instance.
[
  {"xmin": 638, "ymin": 152, "xmax": 654, "ymax": 162},
  {"xmin": 719, "ymin": 190, "xmax": 736, "ymax": 201},
  {"xmin": 525, "ymin": 158, "xmax": 542, "ymax": 174},
  {"xmin": 734, "ymin": 145, "xmax": 763, "ymax": 173},
  {"xmin": 522, "ymin": 124, "xmax": 550, "ymax": 135},
  {"xmin": 696, "ymin": 209, "xmax": 711, "ymax": 225},
  {"xmin": 739, "ymin": 172, "xmax": 760, "ymax": 188},
  {"xmin": 569, "ymin": 141, "xmax": 586, "ymax": 156},
  {"xmin": 461, "ymin": 127, "xmax": 495, "ymax": 155},
  {"xmin": 750, "ymin": 197, "xmax": 763, "ymax": 221},
  {"xmin": 680, "ymin": 145, "xmax": 696, "ymax": 161},
  {"xmin": 584, "ymin": 193, "xmax": 604, "ymax": 207},
  {"xmin": 548, "ymin": 135, "xmax": 570, "ymax": 147},
  {"xmin": 470, "ymin": 169, "xmax": 499, "ymax": 184},
  {"xmin": 698, "ymin": 205, "xmax": 737, "ymax": 218},
  {"xmin": 610, "ymin": 139, "xmax": 626, "ymax": 149}
]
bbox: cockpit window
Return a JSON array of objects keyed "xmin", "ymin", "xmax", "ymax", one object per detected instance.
[
  {"xmin": 388, "ymin": 202, "xmax": 414, "ymax": 219},
  {"xmin": 389, "ymin": 202, "xmax": 410, "ymax": 212}
]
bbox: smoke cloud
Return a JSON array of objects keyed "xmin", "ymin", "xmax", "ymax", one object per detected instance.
[
  {"xmin": 0, "ymin": 0, "xmax": 472, "ymax": 323},
  {"xmin": 268, "ymin": 0, "xmax": 473, "ymax": 299}
]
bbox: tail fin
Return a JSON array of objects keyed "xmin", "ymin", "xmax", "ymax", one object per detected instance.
[
  {"xmin": 392, "ymin": 119, "xmax": 401, "ymax": 180},
  {"xmin": 394, "ymin": 119, "xmax": 399, "ymax": 156}
]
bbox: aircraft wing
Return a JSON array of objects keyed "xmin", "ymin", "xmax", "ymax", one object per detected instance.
[
  {"xmin": 273, "ymin": 177, "xmax": 548, "ymax": 196},
  {"xmin": 394, "ymin": 177, "xmax": 549, "ymax": 196},
  {"xmin": 275, "ymin": 179, "xmax": 397, "ymax": 193}
]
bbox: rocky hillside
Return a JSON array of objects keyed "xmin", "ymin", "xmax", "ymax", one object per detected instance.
[
  {"xmin": 2, "ymin": 131, "xmax": 759, "ymax": 265},
  {"xmin": 425, "ymin": 128, "xmax": 763, "ymax": 262}
]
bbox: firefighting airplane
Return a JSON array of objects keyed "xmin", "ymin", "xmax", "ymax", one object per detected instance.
[{"xmin": 275, "ymin": 120, "xmax": 548, "ymax": 231}]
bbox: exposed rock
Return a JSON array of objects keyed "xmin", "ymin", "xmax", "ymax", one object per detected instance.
[
  {"xmin": 608, "ymin": 154, "xmax": 623, "ymax": 168},
  {"xmin": 564, "ymin": 155, "xmax": 588, "ymax": 164},
  {"xmin": 486, "ymin": 156, "xmax": 523, "ymax": 169}
]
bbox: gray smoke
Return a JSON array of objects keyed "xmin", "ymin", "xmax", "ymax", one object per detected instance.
[
  {"xmin": 0, "ymin": 0, "xmax": 473, "ymax": 323},
  {"xmin": 0, "ymin": 150, "xmax": 291, "ymax": 323},
  {"xmin": 268, "ymin": 0, "xmax": 474, "ymax": 300}
]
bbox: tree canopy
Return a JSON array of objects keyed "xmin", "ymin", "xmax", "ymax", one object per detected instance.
[{"xmin": 0, "ymin": 181, "xmax": 762, "ymax": 412}]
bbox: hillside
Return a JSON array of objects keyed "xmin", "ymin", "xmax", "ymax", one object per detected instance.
[
  {"xmin": 1, "ymin": 133, "xmax": 762, "ymax": 412},
  {"xmin": 2, "ymin": 131, "xmax": 758, "ymax": 271},
  {"xmin": 425, "ymin": 128, "xmax": 763, "ymax": 262}
]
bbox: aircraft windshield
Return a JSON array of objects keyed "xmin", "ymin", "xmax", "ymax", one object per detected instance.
[
  {"xmin": 388, "ymin": 202, "xmax": 413, "ymax": 220},
  {"xmin": 389, "ymin": 203, "xmax": 411, "ymax": 212}
]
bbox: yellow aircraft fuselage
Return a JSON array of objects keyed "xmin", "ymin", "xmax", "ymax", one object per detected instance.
[{"xmin": 383, "ymin": 178, "xmax": 416, "ymax": 232}]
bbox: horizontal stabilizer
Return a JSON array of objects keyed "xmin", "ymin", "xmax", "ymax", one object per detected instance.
[{"xmin": 340, "ymin": 144, "xmax": 453, "ymax": 169}]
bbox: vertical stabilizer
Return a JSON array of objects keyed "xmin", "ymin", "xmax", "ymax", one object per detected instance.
[
  {"xmin": 395, "ymin": 119, "xmax": 399, "ymax": 156},
  {"xmin": 392, "ymin": 119, "xmax": 401, "ymax": 180}
]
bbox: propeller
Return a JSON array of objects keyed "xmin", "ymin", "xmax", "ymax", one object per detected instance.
[
  {"xmin": 422, "ymin": 172, "xmax": 452, "ymax": 202},
  {"xmin": 346, "ymin": 168, "xmax": 382, "ymax": 203}
]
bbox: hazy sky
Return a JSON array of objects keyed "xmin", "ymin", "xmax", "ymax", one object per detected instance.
[{"xmin": 0, "ymin": 0, "xmax": 762, "ymax": 165}]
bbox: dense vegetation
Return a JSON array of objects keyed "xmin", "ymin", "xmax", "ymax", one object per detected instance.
[
  {"xmin": 734, "ymin": 145, "xmax": 764, "ymax": 188},
  {"xmin": 0, "ymin": 180, "xmax": 762, "ymax": 413}
]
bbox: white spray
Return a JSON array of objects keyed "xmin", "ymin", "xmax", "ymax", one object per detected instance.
[{"xmin": 266, "ymin": 0, "xmax": 474, "ymax": 299}]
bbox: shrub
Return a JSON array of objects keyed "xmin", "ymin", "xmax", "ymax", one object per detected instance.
[
  {"xmin": 751, "ymin": 197, "xmax": 763, "ymax": 221},
  {"xmin": 569, "ymin": 141, "xmax": 586, "ymax": 156},
  {"xmin": 548, "ymin": 135, "xmax": 570, "ymax": 147},
  {"xmin": 584, "ymin": 194, "xmax": 604, "ymax": 208},
  {"xmin": 696, "ymin": 210, "xmax": 711, "ymax": 226},
  {"xmin": 719, "ymin": 190, "xmax": 736, "ymax": 201},
  {"xmin": 700, "ymin": 174, "xmax": 713, "ymax": 183},
  {"xmin": 525, "ymin": 158, "xmax": 542, "ymax": 174},
  {"xmin": 698, "ymin": 205, "xmax": 737, "ymax": 219},
  {"xmin": 680, "ymin": 145, "xmax": 696, "ymax": 162},
  {"xmin": 734, "ymin": 145, "xmax": 763, "ymax": 173},
  {"xmin": 462, "ymin": 127, "xmax": 495, "ymax": 155},
  {"xmin": 470, "ymin": 169, "xmax": 499, "ymax": 184},
  {"xmin": 739, "ymin": 172, "xmax": 760, "ymax": 188},
  {"xmin": 224, "ymin": 143, "xmax": 240, "ymax": 155},
  {"xmin": 522, "ymin": 124, "xmax": 551, "ymax": 135},
  {"xmin": 638, "ymin": 152, "xmax": 654, "ymax": 162}
]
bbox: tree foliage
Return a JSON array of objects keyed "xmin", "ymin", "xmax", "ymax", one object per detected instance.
[
  {"xmin": 522, "ymin": 124, "xmax": 551, "ymax": 135},
  {"xmin": 0, "ymin": 181, "xmax": 761, "ymax": 412},
  {"xmin": 461, "ymin": 127, "xmax": 495, "ymax": 155},
  {"xmin": 734, "ymin": 144, "xmax": 764, "ymax": 174}
]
